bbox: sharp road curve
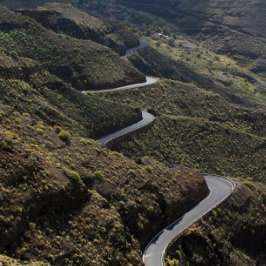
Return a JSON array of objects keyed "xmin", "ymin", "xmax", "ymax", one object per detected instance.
[
  {"xmin": 97, "ymin": 111, "xmax": 155, "ymax": 145},
  {"xmin": 82, "ymin": 41, "xmax": 158, "ymax": 144},
  {"xmin": 121, "ymin": 39, "xmax": 148, "ymax": 58},
  {"xmin": 143, "ymin": 175, "xmax": 234, "ymax": 266},
  {"xmin": 85, "ymin": 76, "xmax": 158, "ymax": 93},
  {"xmin": 84, "ymin": 42, "xmax": 235, "ymax": 266}
]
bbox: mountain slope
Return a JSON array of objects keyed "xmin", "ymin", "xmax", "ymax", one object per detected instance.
[
  {"xmin": 0, "ymin": 88, "xmax": 208, "ymax": 264},
  {"xmin": 2, "ymin": 0, "xmax": 265, "ymax": 76},
  {"xmin": 0, "ymin": 6, "xmax": 145, "ymax": 90},
  {"xmin": 20, "ymin": 2, "xmax": 140, "ymax": 55},
  {"xmin": 0, "ymin": 4, "xmax": 211, "ymax": 265},
  {"xmin": 104, "ymin": 78, "xmax": 266, "ymax": 181},
  {"xmin": 119, "ymin": 0, "xmax": 266, "ymax": 37},
  {"xmin": 115, "ymin": 0, "xmax": 266, "ymax": 77},
  {"xmin": 0, "ymin": 2, "xmax": 265, "ymax": 265},
  {"xmin": 166, "ymin": 182, "xmax": 266, "ymax": 265}
]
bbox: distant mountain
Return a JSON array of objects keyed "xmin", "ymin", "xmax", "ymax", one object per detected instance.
[
  {"xmin": 119, "ymin": 0, "xmax": 266, "ymax": 37},
  {"xmin": 0, "ymin": 0, "xmax": 65, "ymax": 8},
  {"xmin": 117, "ymin": 0, "xmax": 266, "ymax": 77},
  {"xmin": 2, "ymin": 1, "xmax": 265, "ymax": 75}
]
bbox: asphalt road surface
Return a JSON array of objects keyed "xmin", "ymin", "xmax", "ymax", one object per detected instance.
[
  {"xmin": 88, "ymin": 41, "xmax": 234, "ymax": 266},
  {"xmin": 97, "ymin": 111, "xmax": 155, "ymax": 145},
  {"xmin": 84, "ymin": 76, "xmax": 158, "ymax": 93},
  {"xmin": 121, "ymin": 39, "xmax": 148, "ymax": 58},
  {"xmin": 143, "ymin": 175, "xmax": 234, "ymax": 266}
]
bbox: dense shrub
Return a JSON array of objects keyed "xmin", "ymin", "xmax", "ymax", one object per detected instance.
[{"xmin": 58, "ymin": 130, "xmax": 71, "ymax": 145}]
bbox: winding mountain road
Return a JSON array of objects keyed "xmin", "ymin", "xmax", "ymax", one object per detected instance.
[
  {"xmin": 97, "ymin": 111, "xmax": 155, "ymax": 145},
  {"xmin": 143, "ymin": 175, "xmax": 234, "ymax": 266},
  {"xmin": 121, "ymin": 39, "xmax": 148, "ymax": 58},
  {"xmin": 82, "ymin": 43, "xmax": 158, "ymax": 144},
  {"xmin": 83, "ymin": 75, "xmax": 157, "ymax": 144},
  {"xmin": 87, "ymin": 42, "xmax": 235, "ymax": 265},
  {"xmin": 82, "ymin": 39, "xmax": 156, "ymax": 94},
  {"xmin": 84, "ymin": 76, "xmax": 158, "ymax": 94}
]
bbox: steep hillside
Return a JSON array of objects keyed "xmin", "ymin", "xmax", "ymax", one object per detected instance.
[
  {"xmin": 20, "ymin": 2, "xmax": 140, "ymax": 55},
  {"xmin": 103, "ymin": 78, "xmax": 266, "ymax": 264},
  {"xmin": 0, "ymin": 6, "xmax": 210, "ymax": 265},
  {"xmin": 128, "ymin": 46, "xmax": 200, "ymax": 83},
  {"xmin": 112, "ymin": 115, "xmax": 266, "ymax": 181},
  {"xmin": 0, "ymin": 109, "xmax": 208, "ymax": 264},
  {"xmin": 0, "ymin": 0, "xmax": 79, "ymax": 9},
  {"xmin": 2, "ymin": 1, "xmax": 265, "ymax": 76},
  {"xmin": 104, "ymin": 79, "xmax": 266, "ymax": 181},
  {"xmin": 85, "ymin": 0, "xmax": 266, "ymax": 77},
  {"xmin": 0, "ymin": 6, "xmax": 145, "ymax": 91},
  {"xmin": 0, "ymin": 48, "xmax": 143, "ymax": 138},
  {"xmin": 128, "ymin": 45, "xmax": 266, "ymax": 102},
  {"xmin": 118, "ymin": 0, "xmax": 266, "ymax": 38},
  {"xmin": 0, "ymin": 2, "xmax": 265, "ymax": 266},
  {"xmin": 166, "ymin": 182, "xmax": 266, "ymax": 265}
]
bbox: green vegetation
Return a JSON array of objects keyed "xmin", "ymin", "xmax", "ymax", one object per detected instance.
[
  {"xmin": 94, "ymin": 170, "xmax": 105, "ymax": 182},
  {"xmin": 104, "ymin": 79, "xmax": 266, "ymax": 181},
  {"xmin": 0, "ymin": 254, "xmax": 47, "ymax": 266},
  {"xmin": 27, "ymin": 2, "xmax": 140, "ymax": 55},
  {"xmin": 0, "ymin": 98, "xmax": 208, "ymax": 264},
  {"xmin": 0, "ymin": 2, "xmax": 265, "ymax": 266},
  {"xmin": 243, "ymin": 179, "xmax": 257, "ymax": 191},
  {"xmin": 113, "ymin": 115, "xmax": 265, "ymax": 181},
  {"xmin": 113, "ymin": 0, "xmax": 266, "ymax": 79},
  {"xmin": 0, "ymin": 6, "xmax": 145, "ymax": 91},
  {"xmin": 64, "ymin": 168, "xmax": 81, "ymax": 182},
  {"xmin": 0, "ymin": 4, "xmax": 209, "ymax": 265},
  {"xmin": 58, "ymin": 130, "xmax": 71, "ymax": 145},
  {"xmin": 166, "ymin": 182, "xmax": 266, "ymax": 265}
]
